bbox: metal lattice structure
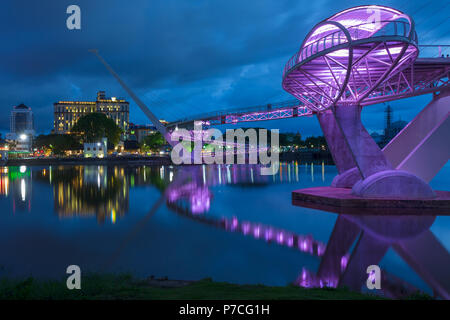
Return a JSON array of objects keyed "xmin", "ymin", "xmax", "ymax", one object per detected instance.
[
  {"xmin": 362, "ymin": 57, "xmax": 450, "ymax": 105},
  {"xmin": 168, "ymin": 100, "xmax": 311, "ymax": 128},
  {"xmin": 282, "ymin": 5, "xmax": 419, "ymax": 111}
]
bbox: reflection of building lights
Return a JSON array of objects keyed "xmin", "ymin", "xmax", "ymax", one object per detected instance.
[
  {"xmin": 111, "ymin": 209, "xmax": 116, "ymax": 224},
  {"xmin": 20, "ymin": 178, "xmax": 26, "ymax": 201},
  {"xmin": 0, "ymin": 175, "xmax": 9, "ymax": 196}
]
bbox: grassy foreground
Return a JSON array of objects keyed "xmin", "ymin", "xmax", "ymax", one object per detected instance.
[{"xmin": 0, "ymin": 274, "xmax": 386, "ymax": 300}]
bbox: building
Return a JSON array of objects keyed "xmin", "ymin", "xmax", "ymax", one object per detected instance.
[
  {"xmin": 84, "ymin": 138, "xmax": 108, "ymax": 158},
  {"xmin": 5, "ymin": 103, "xmax": 35, "ymax": 151},
  {"xmin": 128, "ymin": 123, "xmax": 157, "ymax": 143},
  {"xmin": 54, "ymin": 91, "xmax": 129, "ymax": 134},
  {"xmin": 382, "ymin": 105, "xmax": 407, "ymax": 146}
]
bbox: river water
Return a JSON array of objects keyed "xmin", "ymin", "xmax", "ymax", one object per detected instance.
[{"xmin": 0, "ymin": 162, "xmax": 449, "ymax": 297}]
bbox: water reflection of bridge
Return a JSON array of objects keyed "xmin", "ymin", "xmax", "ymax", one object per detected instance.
[
  {"xmin": 163, "ymin": 165, "xmax": 450, "ymax": 299},
  {"xmin": 3, "ymin": 164, "xmax": 449, "ymax": 297}
]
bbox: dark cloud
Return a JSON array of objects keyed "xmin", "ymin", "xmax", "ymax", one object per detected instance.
[{"xmin": 0, "ymin": 0, "xmax": 447, "ymax": 135}]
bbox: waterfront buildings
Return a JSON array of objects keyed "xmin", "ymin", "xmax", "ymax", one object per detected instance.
[
  {"xmin": 382, "ymin": 105, "xmax": 407, "ymax": 146},
  {"xmin": 53, "ymin": 91, "xmax": 129, "ymax": 134},
  {"xmin": 128, "ymin": 123, "xmax": 157, "ymax": 143},
  {"xmin": 83, "ymin": 138, "xmax": 108, "ymax": 158},
  {"xmin": 5, "ymin": 103, "xmax": 35, "ymax": 151}
]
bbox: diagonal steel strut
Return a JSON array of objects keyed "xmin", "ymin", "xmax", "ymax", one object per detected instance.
[{"xmin": 89, "ymin": 49, "xmax": 174, "ymax": 146}]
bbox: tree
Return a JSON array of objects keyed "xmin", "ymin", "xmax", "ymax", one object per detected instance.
[
  {"xmin": 292, "ymin": 132, "xmax": 302, "ymax": 147},
  {"xmin": 304, "ymin": 135, "xmax": 328, "ymax": 150},
  {"xmin": 71, "ymin": 113, "xmax": 122, "ymax": 145},
  {"xmin": 279, "ymin": 133, "xmax": 289, "ymax": 147},
  {"xmin": 34, "ymin": 134, "xmax": 81, "ymax": 155},
  {"xmin": 141, "ymin": 132, "xmax": 166, "ymax": 152}
]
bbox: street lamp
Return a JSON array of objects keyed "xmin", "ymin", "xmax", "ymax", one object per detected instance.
[{"xmin": 19, "ymin": 134, "xmax": 27, "ymax": 141}]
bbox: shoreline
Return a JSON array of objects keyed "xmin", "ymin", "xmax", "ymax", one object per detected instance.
[
  {"xmin": 4, "ymin": 151, "xmax": 333, "ymax": 167},
  {"xmin": 4, "ymin": 156, "xmax": 173, "ymax": 166}
]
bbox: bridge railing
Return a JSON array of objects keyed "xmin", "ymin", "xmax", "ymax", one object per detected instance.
[
  {"xmin": 283, "ymin": 20, "xmax": 416, "ymax": 78},
  {"xmin": 170, "ymin": 99, "xmax": 302, "ymax": 126}
]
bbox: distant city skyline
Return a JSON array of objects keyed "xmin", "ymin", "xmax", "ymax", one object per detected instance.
[{"xmin": 1, "ymin": 0, "xmax": 448, "ymax": 136}]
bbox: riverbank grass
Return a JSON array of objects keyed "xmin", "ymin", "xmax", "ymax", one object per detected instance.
[{"xmin": 0, "ymin": 273, "xmax": 389, "ymax": 300}]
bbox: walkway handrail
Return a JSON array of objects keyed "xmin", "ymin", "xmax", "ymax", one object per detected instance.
[{"xmin": 283, "ymin": 20, "xmax": 416, "ymax": 78}]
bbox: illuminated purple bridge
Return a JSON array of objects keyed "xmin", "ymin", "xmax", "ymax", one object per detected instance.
[
  {"xmin": 282, "ymin": 5, "xmax": 450, "ymax": 200},
  {"xmin": 92, "ymin": 5, "xmax": 449, "ymax": 195}
]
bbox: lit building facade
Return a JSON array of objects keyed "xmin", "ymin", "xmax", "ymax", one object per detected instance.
[
  {"xmin": 53, "ymin": 91, "xmax": 129, "ymax": 134},
  {"xmin": 6, "ymin": 104, "xmax": 35, "ymax": 151},
  {"xmin": 84, "ymin": 138, "xmax": 108, "ymax": 158}
]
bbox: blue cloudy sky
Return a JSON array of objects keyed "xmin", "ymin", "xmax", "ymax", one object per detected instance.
[{"xmin": 0, "ymin": 0, "xmax": 448, "ymax": 136}]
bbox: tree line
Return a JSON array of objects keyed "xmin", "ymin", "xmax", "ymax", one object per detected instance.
[{"xmin": 34, "ymin": 113, "xmax": 122, "ymax": 155}]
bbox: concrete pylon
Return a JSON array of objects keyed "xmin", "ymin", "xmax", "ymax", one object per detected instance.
[
  {"xmin": 317, "ymin": 111, "xmax": 362, "ymax": 188},
  {"xmin": 323, "ymin": 104, "xmax": 435, "ymax": 199}
]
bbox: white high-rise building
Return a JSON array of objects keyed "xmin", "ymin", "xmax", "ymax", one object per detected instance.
[{"xmin": 6, "ymin": 103, "xmax": 35, "ymax": 151}]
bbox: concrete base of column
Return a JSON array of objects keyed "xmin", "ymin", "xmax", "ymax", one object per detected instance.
[
  {"xmin": 331, "ymin": 167, "xmax": 361, "ymax": 188},
  {"xmin": 352, "ymin": 170, "xmax": 436, "ymax": 199}
]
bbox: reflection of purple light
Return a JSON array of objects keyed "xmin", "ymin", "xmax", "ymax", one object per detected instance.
[
  {"xmin": 296, "ymin": 268, "xmax": 313, "ymax": 288},
  {"xmin": 190, "ymin": 186, "xmax": 211, "ymax": 214},
  {"xmin": 322, "ymin": 278, "xmax": 338, "ymax": 288},
  {"xmin": 298, "ymin": 237, "xmax": 310, "ymax": 252},
  {"xmin": 167, "ymin": 190, "xmax": 180, "ymax": 202},
  {"xmin": 340, "ymin": 254, "xmax": 349, "ymax": 272},
  {"xmin": 294, "ymin": 269, "xmax": 338, "ymax": 289},
  {"xmin": 242, "ymin": 222, "xmax": 250, "ymax": 235},
  {"xmin": 265, "ymin": 229, "xmax": 273, "ymax": 241},
  {"xmin": 287, "ymin": 236, "xmax": 294, "ymax": 247},
  {"xmin": 317, "ymin": 243, "xmax": 326, "ymax": 256},
  {"xmin": 231, "ymin": 217, "xmax": 239, "ymax": 231},
  {"xmin": 253, "ymin": 226, "xmax": 261, "ymax": 238},
  {"xmin": 277, "ymin": 232, "xmax": 284, "ymax": 244}
]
